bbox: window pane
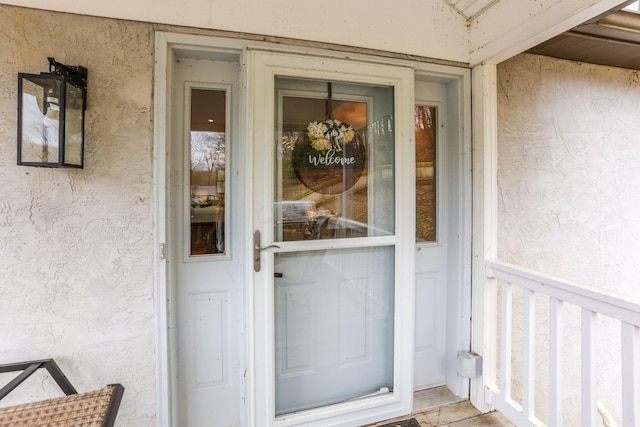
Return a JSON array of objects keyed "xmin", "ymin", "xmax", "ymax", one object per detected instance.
[
  {"xmin": 190, "ymin": 89, "xmax": 227, "ymax": 255},
  {"xmin": 275, "ymin": 78, "xmax": 395, "ymax": 241},
  {"xmin": 415, "ymin": 105, "xmax": 436, "ymax": 242}
]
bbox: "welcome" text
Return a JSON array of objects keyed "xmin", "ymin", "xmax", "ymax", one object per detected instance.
[{"xmin": 308, "ymin": 149, "xmax": 355, "ymax": 167}]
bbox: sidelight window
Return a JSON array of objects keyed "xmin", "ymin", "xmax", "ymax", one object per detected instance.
[
  {"xmin": 415, "ymin": 105, "xmax": 437, "ymax": 243},
  {"xmin": 188, "ymin": 88, "xmax": 228, "ymax": 256}
]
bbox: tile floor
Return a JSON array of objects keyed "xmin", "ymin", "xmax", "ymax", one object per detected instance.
[{"xmin": 365, "ymin": 387, "xmax": 515, "ymax": 427}]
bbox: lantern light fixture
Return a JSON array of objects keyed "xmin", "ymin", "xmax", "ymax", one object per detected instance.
[{"xmin": 17, "ymin": 57, "xmax": 87, "ymax": 168}]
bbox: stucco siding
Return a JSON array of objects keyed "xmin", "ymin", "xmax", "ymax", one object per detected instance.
[
  {"xmin": 0, "ymin": 6, "xmax": 155, "ymax": 426},
  {"xmin": 498, "ymin": 53, "xmax": 640, "ymax": 298},
  {"xmin": 497, "ymin": 53, "xmax": 640, "ymax": 425}
]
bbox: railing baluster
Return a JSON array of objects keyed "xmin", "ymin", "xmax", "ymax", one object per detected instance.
[
  {"xmin": 485, "ymin": 260, "xmax": 640, "ymax": 427},
  {"xmin": 621, "ymin": 322, "xmax": 639, "ymax": 426},
  {"xmin": 501, "ymin": 279, "xmax": 512, "ymax": 400},
  {"xmin": 523, "ymin": 289, "xmax": 535, "ymax": 420},
  {"xmin": 549, "ymin": 297, "xmax": 563, "ymax": 426},
  {"xmin": 581, "ymin": 308, "xmax": 597, "ymax": 427}
]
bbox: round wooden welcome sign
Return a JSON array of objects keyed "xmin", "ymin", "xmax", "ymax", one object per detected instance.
[{"xmin": 291, "ymin": 120, "xmax": 367, "ymax": 194}]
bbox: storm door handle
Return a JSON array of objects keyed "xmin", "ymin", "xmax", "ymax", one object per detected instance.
[{"xmin": 253, "ymin": 230, "xmax": 280, "ymax": 272}]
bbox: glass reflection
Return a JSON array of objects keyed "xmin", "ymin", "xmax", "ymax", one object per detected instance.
[
  {"xmin": 64, "ymin": 83, "xmax": 84, "ymax": 165},
  {"xmin": 20, "ymin": 78, "xmax": 61, "ymax": 164},
  {"xmin": 415, "ymin": 105, "xmax": 437, "ymax": 242},
  {"xmin": 275, "ymin": 78, "xmax": 395, "ymax": 242},
  {"xmin": 190, "ymin": 89, "xmax": 227, "ymax": 256}
]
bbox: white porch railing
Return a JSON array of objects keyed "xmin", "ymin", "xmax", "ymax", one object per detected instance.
[{"xmin": 484, "ymin": 260, "xmax": 640, "ymax": 427}]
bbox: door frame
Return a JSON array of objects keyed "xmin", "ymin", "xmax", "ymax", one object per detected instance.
[{"xmin": 153, "ymin": 31, "xmax": 472, "ymax": 427}]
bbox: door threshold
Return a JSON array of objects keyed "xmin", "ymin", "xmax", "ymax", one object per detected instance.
[
  {"xmin": 364, "ymin": 389, "xmax": 515, "ymax": 426},
  {"xmin": 412, "ymin": 386, "xmax": 465, "ymax": 413}
]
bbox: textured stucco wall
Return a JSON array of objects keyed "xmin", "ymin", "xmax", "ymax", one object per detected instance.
[
  {"xmin": 0, "ymin": 6, "xmax": 156, "ymax": 426},
  {"xmin": 497, "ymin": 53, "xmax": 640, "ymax": 424},
  {"xmin": 498, "ymin": 53, "xmax": 640, "ymax": 297}
]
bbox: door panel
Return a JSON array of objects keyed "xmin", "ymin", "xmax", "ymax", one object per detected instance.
[
  {"xmin": 172, "ymin": 56, "xmax": 243, "ymax": 427},
  {"xmin": 251, "ymin": 50, "xmax": 415, "ymax": 427},
  {"xmin": 274, "ymin": 247, "xmax": 395, "ymax": 415},
  {"xmin": 190, "ymin": 291, "xmax": 227, "ymax": 386},
  {"xmin": 413, "ymin": 81, "xmax": 448, "ymax": 390},
  {"xmin": 414, "ymin": 272, "xmax": 445, "ymax": 387}
]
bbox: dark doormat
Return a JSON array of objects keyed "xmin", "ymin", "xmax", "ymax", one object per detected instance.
[{"xmin": 375, "ymin": 418, "xmax": 421, "ymax": 427}]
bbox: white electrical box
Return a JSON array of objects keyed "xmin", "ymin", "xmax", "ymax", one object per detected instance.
[{"xmin": 457, "ymin": 351, "xmax": 482, "ymax": 378}]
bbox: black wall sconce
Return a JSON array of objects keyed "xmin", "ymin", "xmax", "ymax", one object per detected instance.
[{"xmin": 17, "ymin": 57, "xmax": 87, "ymax": 168}]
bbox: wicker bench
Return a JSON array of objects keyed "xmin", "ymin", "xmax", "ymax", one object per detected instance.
[{"xmin": 0, "ymin": 359, "xmax": 124, "ymax": 427}]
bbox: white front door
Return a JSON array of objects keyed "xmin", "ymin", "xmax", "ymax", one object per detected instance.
[
  {"xmin": 413, "ymin": 81, "xmax": 448, "ymax": 390},
  {"xmin": 250, "ymin": 50, "xmax": 416, "ymax": 426},
  {"xmin": 171, "ymin": 54, "xmax": 244, "ymax": 427}
]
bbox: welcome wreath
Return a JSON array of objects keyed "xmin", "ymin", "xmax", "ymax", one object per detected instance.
[{"xmin": 281, "ymin": 118, "xmax": 367, "ymax": 194}]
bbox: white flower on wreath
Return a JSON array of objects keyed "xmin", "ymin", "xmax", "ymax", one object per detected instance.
[
  {"xmin": 310, "ymin": 137, "xmax": 331, "ymax": 151},
  {"xmin": 280, "ymin": 136, "xmax": 296, "ymax": 152},
  {"xmin": 307, "ymin": 119, "xmax": 355, "ymax": 152}
]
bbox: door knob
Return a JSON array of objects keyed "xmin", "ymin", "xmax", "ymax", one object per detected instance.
[{"xmin": 254, "ymin": 230, "xmax": 280, "ymax": 272}]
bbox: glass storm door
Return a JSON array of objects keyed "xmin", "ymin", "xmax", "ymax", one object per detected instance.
[{"xmin": 251, "ymin": 51, "xmax": 415, "ymax": 426}]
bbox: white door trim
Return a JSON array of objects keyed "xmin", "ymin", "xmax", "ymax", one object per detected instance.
[
  {"xmin": 153, "ymin": 31, "xmax": 473, "ymax": 427},
  {"xmin": 469, "ymin": 62, "xmax": 498, "ymax": 414},
  {"xmin": 153, "ymin": 30, "xmax": 172, "ymax": 427},
  {"xmin": 414, "ymin": 65, "xmax": 473, "ymax": 399}
]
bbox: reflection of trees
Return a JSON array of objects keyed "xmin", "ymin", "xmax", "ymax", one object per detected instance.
[
  {"xmin": 415, "ymin": 106, "xmax": 435, "ymax": 162},
  {"xmin": 415, "ymin": 105, "xmax": 436, "ymax": 242},
  {"xmin": 191, "ymin": 131, "xmax": 225, "ymax": 186},
  {"xmin": 369, "ymin": 113, "xmax": 394, "ymax": 145}
]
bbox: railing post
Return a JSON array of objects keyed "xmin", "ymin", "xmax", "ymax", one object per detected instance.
[
  {"xmin": 621, "ymin": 323, "xmax": 639, "ymax": 426},
  {"xmin": 500, "ymin": 279, "xmax": 512, "ymax": 401},
  {"xmin": 581, "ymin": 309, "xmax": 597, "ymax": 427},
  {"xmin": 523, "ymin": 289, "xmax": 535, "ymax": 420},
  {"xmin": 549, "ymin": 298, "xmax": 563, "ymax": 426}
]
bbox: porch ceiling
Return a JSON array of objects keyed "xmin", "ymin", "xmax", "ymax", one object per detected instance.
[{"xmin": 528, "ymin": 5, "xmax": 640, "ymax": 70}]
